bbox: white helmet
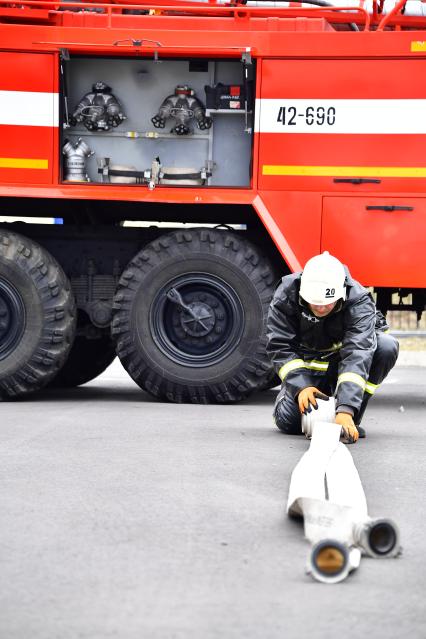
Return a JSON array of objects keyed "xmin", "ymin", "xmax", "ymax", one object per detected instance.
[{"xmin": 300, "ymin": 251, "xmax": 346, "ymax": 305}]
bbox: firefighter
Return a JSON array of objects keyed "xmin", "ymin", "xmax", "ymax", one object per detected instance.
[{"xmin": 266, "ymin": 252, "xmax": 399, "ymax": 443}]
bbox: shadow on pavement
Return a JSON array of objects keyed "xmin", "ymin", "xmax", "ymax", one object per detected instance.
[
  {"xmin": 11, "ymin": 384, "xmax": 281, "ymax": 406},
  {"xmin": 15, "ymin": 385, "xmax": 156, "ymax": 404}
]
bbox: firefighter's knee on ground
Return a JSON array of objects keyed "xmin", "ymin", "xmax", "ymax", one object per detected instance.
[{"xmin": 273, "ymin": 398, "xmax": 301, "ymax": 435}]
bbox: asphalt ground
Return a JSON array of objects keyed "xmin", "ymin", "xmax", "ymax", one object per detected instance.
[{"xmin": 0, "ymin": 355, "xmax": 425, "ymax": 639}]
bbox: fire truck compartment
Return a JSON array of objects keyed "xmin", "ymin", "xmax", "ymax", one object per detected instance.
[
  {"xmin": 63, "ymin": 57, "xmax": 254, "ymax": 188},
  {"xmin": 322, "ymin": 196, "xmax": 426, "ymax": 288}
]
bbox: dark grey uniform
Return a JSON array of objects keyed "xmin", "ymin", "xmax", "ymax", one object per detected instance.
[{"xmin": 266, "ymin": 270, "xmax": 399, "ymax": 434}]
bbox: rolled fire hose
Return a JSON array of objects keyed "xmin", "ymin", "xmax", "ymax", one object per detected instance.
[{"xmin": 301, "ymin": 396, "xmax": 336, "ymax": 439}]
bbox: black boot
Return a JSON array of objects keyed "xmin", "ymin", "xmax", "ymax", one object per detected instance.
[
  {"xmin": 355, "ymin": 395, "xmax": 370, "ymax": 439},
  {"xmin": 356, "ymin": 424, "xmax": 366, "ymax": 438}
]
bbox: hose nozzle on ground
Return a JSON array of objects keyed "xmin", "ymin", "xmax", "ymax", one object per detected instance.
[
  {"xmin": 307, "ymin": 539, "xmax": 360, "ymax": 584},
  {"xmin": 354, "ymin": 518, "xmax": 400, "ymax": 558}
]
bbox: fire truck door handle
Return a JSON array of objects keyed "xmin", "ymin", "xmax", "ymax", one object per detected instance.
[
  {"xmin": 333, "ymin": 178, "xmax": 381, "ymax": 184},
  {"xmin": 365, "ymin": 205, "xmax": 414, "ymax": 212}
]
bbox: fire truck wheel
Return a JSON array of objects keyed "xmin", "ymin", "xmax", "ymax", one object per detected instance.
[
  {"xmin": 49, "ymin": 332, "xmax": 116, "ymax": 388},
  {"xmin": 0, "ymin": 231, "xmax": 76, "ymax": 399},
  {"xmin": 112, "ymin": 228, "xmax": 276, "ymax": 403}
]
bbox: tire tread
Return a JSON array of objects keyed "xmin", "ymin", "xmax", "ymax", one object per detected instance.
[{"xmin": 0, "ymin": 231, "xmax": 76, "ymax": 399}]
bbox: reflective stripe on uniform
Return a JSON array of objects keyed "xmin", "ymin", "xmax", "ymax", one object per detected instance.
[
  {"xmin": 304, "ymin": 360, "xmax": 329, "ymax": 372},
  {"xmin": 365, "ymin": 381, "xmax": 379, "ymax": 395},
  {"xmin": 278, "ymin": 358, "xmax": 305, "ymax": 381},
  {"xmin": 336, "ymin": 372, "xmax": 366, "ymax": 390},
  {"xmin": 278, "ymin": 358, "xmax": 329, "ymax": 381}
]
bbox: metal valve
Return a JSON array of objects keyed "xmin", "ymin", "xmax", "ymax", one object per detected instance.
[
  {"xmin": 151, "ymin": 85, "xmax": 212, "ymax": 135},
  {"xmin": 70, "ymin": 82, "xmax": 126, "ymax": 131},
  {"xmin": 62, "ymin": 138, "xmax": 93, "ymax": 182}
]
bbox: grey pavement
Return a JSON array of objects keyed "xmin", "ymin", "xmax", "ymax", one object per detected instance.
[{"xmin": 0, "ymin": 359, "xmax": 425, "ymax": 639}]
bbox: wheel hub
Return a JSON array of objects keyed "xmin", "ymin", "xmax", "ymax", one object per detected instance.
[
  {"xmin": 151, "ymin": 274, "xmax": 244, "ymax": 367},
  {"xmin": 180, "ymin": 301, "xmax": 214, "ymax": 337}
]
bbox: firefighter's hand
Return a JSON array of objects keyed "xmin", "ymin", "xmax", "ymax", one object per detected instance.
[
  {"xmin": 297, "ymin": 387, "xmax": 329, "ymax": 414},
  {"xmin": 335, "ymin": 412, "xmax": 359, "ymax": 444}
]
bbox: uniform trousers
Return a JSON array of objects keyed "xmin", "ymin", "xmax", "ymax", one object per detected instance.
[{"xmin": 273, "ymin": 332, "xmax": 399, "ymax": 434}]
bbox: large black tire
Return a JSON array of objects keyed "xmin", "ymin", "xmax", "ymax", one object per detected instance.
[
  {"xmin": 50, "ymin": 331, "xmax": 116, "ymax": 388},
  {"xmin": 111, "ymin": 228, "xmax": 276, "ymax": 403},
  {"xmin": 0, "ymin": 230, "xmax": 76, "ymax": 399}
]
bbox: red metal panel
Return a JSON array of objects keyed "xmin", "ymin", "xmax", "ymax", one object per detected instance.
[
  {"xmin": 322, "ymin": 197, "xmax": 426, "ymax": 287},
  {"xmin": 257, "ymin": 58, "xmax": 426, "ymax": 283},
  {"xmin": 0, "ymin": 52, "xmax": 55, "ymax": 92},
  {"xmin": 258, "ymin": 58, "xmax": 426, "ymax": 193},
  {"xmin": 0, "ymin": 125, "xmax": 54, "ymax": 185},
  {"xmin": 259, "ymin": 132, "xmax": 426, "ymax": 194},
  {"xmin": 254, "ymin": 190, "xmax": 322, "ymax": 271},
  {"xmin": 260, "ymin": 59, "xmax": 426, "ymax": 100},
  {"xmin": 0, "ymin": 52, "xmax": 56, "ymax": 185}
]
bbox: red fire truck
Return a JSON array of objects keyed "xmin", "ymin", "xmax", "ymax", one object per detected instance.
[{"xmin": 0, "ymin": 0, "xmax": 425, "ymax": 402}]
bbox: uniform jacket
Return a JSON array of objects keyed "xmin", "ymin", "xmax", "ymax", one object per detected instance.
[{"xmin": 266, "ymin": 269, "xmax": 388, "ymax": 415}]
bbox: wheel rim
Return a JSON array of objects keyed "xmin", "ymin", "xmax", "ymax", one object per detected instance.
[
  {"xmin": 0, "ymin": 277, "xmax": 26, "ymax": 361},
  {"xmin": 150, "ymin": 273, "xmax": 245, "ymax": 367}
]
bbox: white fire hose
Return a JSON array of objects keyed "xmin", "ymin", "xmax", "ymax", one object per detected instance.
[
  {"xmin": 301, "ymin": 396, "xmax": 337, "ymax": 439},
  {"xmin": 288, "ymin": 399, "xmax": 401, "ymax": 583}
]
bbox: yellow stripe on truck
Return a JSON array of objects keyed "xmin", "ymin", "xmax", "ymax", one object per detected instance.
[
  {"xmin": 0, "ymin": 158, "xmax": 48, "ymax": 170},
  {"xmin": 411, "ymin": 41, "xmax": 426, "ymax": 52},
  {"xmin": 262, "ymin": 165, "xmax": 426, "ymax": 178}
]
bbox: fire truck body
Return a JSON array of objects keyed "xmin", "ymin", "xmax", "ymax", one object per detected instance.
[{"xmin": 0, "ymin": 0, "xmax": 425, "ymax": 401}]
